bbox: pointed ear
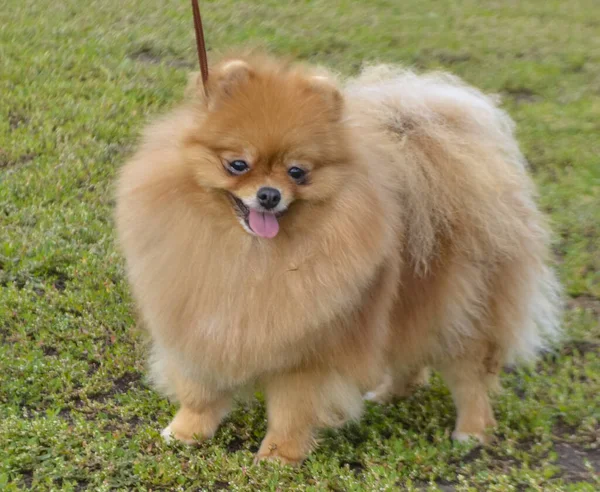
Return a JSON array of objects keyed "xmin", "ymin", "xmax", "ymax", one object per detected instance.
[
  {"xmin": 307, "ymin": 75, "xmax": 343, "ymax": 120},
  {"xmin": 187, "ymin": 60, "xmax": 254, "ymax": 107},
  {"xmin": 203, "ymin": 59, "xmax": 254, "ymax": 107}
]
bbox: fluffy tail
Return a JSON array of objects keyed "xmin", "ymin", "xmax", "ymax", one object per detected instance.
[
  {"xmin": 345, "ymin": 64, "xmax": 563, "ymax": 364},
  {"xmin": 511, "ymin": 264, "xmax": 563, "ymax": 364}
]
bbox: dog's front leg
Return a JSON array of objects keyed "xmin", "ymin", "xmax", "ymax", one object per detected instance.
[{"xmin": 256, "ymin": 369, "xmax": 362, "ymax": 465}]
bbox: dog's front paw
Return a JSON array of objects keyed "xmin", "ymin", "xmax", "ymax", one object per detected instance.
[
  {"xmin": 160, "ymin": 424, "xmax": 203, "ymax": 445},
  {"xmin": 160, "ymin": 406, "xmax": 221, "ymax": 445},
  {"xmin": 452, "ymin": 409, "xmax": 496, "ymax": 445},
  {"xmin": 451, "ymin": 428, "xmax": 495, "ymax": 445},
  {"xmin": 253, "ymin": 449, "xmax": 303, "ymax": 467},
  {"xmin": 363, "ymin": 388, "xmax": 393, "ymax": 404},
  {"xmin": 452, "ymin": 430, "xmax": 485, "ymax": 444},
  {"xmin": 161, "ymin": 425, "xmax": 175, "ymax": 444},
  {"xmin": 254, "ymin": 436, "xmax": 312, "ymax": 466},
  {"xmin": 364, "ymin": 373, "xmax": 394, "ymax": 403},
  {"xmin": 365, "ymin": 368, "xmax": 430, "ymax": 403}
]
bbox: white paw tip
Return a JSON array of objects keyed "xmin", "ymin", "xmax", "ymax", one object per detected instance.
[
  {"xmin": 161, "ymin": 425, "xmax": 173, "ymax": 443},
  {"xmin": 363, "ymin": 392, "xmax": 378, "ymax": 401},
  {"xmin": 452, "ymin": 431, "xmax": 484, "ymax": 444}
]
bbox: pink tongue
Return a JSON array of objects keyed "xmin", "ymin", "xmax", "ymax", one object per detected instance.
[{"xmin": 248, "ymin": 209, "xmax": 280, "ymax": 238}]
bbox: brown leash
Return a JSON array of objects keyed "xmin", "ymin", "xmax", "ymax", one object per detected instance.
[{"xmin": 191, "ymin": 0, "xmax": 209, "ymax": 94}]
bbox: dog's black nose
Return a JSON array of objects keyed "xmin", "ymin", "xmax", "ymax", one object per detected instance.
[{"xmin": 257, "ymin": 187, "xmax": 281, "ymax": 210}]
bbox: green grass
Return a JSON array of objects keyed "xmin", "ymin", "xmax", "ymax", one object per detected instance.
[{"xmin": 1, "ymin": 0, "xmax": 599, "ymax": 489}]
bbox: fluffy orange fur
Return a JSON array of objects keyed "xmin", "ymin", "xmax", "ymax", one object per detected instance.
[{"xmin": 115, "ymin": 53, "xmax": 561, "ymax": 464}]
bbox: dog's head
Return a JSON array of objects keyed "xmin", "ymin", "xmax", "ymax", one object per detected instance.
[{"xmin": 184, "ymin": 55, "xmax": 352, "ymax": 238}]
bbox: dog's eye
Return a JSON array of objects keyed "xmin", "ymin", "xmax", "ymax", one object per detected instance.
[
  {"xmin": 288, "ymin": 166, "xmax": 306, "ymax": 182},
  {"xmin": 228, "ymin": 160, "xmax": 250, "ymax": 175}
]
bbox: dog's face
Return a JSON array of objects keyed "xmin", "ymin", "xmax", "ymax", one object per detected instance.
[{"xmin": 184, "ymin": 58, "xmax": 351, "ymax": 238}]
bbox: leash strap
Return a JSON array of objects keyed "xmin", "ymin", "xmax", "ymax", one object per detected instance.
[{"xmin": 191, "ymin": 0, "xmax": 209, "ymax": 94}]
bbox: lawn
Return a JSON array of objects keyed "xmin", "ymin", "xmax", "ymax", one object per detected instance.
[{"xmin": 1, "ymin": 0, "xmax": 599, "ymax": 490}]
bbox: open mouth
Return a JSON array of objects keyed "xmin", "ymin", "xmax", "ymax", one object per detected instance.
[{"xmin": 227, "ymin": 192, "xmax": 286, "ymax": 239}]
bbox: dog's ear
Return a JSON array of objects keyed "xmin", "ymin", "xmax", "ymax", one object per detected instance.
[
  {"xmin": 307, "ymin": 75, "xmax": 344, "ymax": 121},
  {"xmin": 191, "ymin": 59, "xmax": 253, "ymax": 108},
  {"xmin": 212, "ymin": 59, "xmax": 254, "ymax": 95}
]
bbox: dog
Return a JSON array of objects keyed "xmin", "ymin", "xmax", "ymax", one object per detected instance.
[{"xmin": 115, "ymin": 53, "xmax": 561, "ymax": 464}]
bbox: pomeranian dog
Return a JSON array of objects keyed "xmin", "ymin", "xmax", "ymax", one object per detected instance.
[{"xmin": 116, "ymin": 53, "xmax": 561, "ymax": 464}]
